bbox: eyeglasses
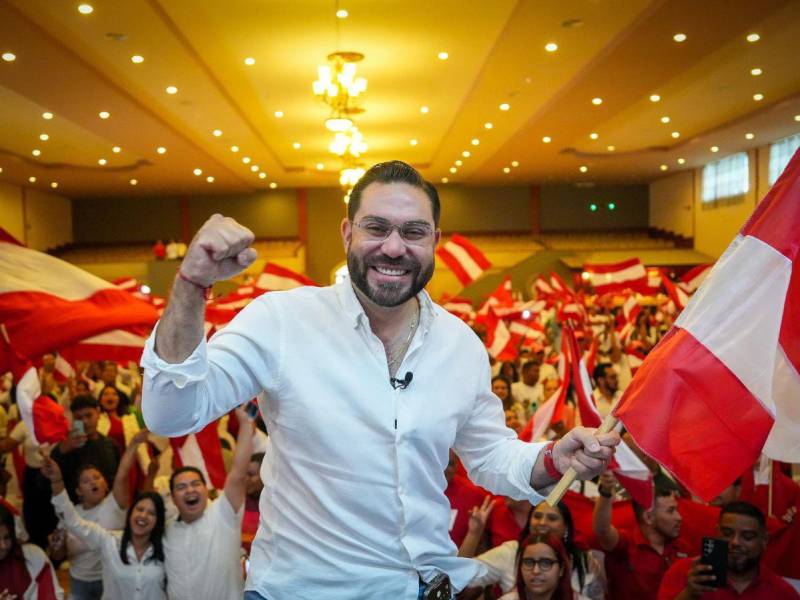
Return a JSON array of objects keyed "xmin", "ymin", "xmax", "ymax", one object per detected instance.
[
  {"xmin": 352, "ymin": 217, "xmax": 435, "ymax": 244},
  {"xmin": 520, "ymin": 557, "xmax": 559, "ymax": 572}
]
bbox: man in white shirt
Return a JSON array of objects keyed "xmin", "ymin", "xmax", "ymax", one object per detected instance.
[
  {"xmin": 141, "ymin": 161, "xmax": 619, "ymax": 600},
  {"xmin": 592, "ymin": 363, "xmax": 622, "ymax": 418},
  {"xmin": 163, "ymin": 406, "xmax": 253, "ymax": 600},
  {"xmin": 512, "ymin": 361, "xmax": 544, "ymax": 418}
]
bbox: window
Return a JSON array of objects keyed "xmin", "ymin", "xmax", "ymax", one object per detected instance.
[
  {"xmin": 769, "ymin": 133, "xmax": 800, "ymax": 185},
  {"xmin": 702, "ymin": 152, "xmax": 749, "ymax": 202}
]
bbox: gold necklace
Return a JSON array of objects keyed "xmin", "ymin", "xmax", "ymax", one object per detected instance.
[{"xmin": 387, "ymin": 307, "xmax": 418, "ymax": 370}]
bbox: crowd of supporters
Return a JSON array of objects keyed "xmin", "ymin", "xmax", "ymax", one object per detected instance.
[{"xmin": 0, "ymin": 289, "xmax": 798, "ymax": 599}]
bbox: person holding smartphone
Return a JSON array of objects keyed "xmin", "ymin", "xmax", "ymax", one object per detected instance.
[{"xmin": 657, "ymin": 501, "xmax": 799, "ymax": 599}]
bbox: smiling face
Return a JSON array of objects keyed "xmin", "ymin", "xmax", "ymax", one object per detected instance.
[
  {"xmin": 530, "ymin": 502, "xmax": 567, "ymax": 539},
  {"xmin": 719, "ymin": 512, "xmax": 766, "ymax": 574},
  {"xmin": 341, "ymin": 182, "xmax": 439, "ymax": 308},
  {"xmin": 129, "ymin": 497, "xmax": 158, "ymax": 538},
  {"xmin": 492, "ymin": 378, "xmax": 510, "ymax": 401},
  {"xmin": 520, "ymin": 542, "xmax": 563, "ymax": 596},
  {"xmin": 76, "ymin": 467, "xmax": 108, "ymax": 508},
  {"xmin": 99, "ymin": 386, "xmax": 120, "ymax": 413},
  {"xmin": 171, "ymin": 470, "xmax": 209, "ymax": 523}
]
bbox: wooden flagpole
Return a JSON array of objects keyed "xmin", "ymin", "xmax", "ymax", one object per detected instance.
[{"xmin": 767, "ymin": 458, "xmax": 774, "ymax": 518}]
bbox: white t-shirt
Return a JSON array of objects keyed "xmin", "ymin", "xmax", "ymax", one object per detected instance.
[
  {"xmin": 163, "ymin": 492, "xmax": 244, "ymax": 600},
  {"xmin": 537, "ymin": 362, "xmax": 558, "ymax": 385},
  {"xmin": 66, "ymin": 493, "xmax": 126, "ymax": 581},
  {"xmin": 511, "ymin": 381, "xmax": 543, "ymax": 417},
  {"xmin": 10, "ymin": 421, "xmax": 45, "ymax": 469}
]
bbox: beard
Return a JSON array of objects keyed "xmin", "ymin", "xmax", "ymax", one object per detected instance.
[
  {"xmin": 728, "ymin": 553, "xmax": 759, "ymax": 574},
  {"xmin": 347, "ymin": 246, "xmax": 434, "ymax": 307}
]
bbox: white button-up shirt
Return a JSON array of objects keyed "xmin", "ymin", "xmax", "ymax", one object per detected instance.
[
  {"xmin": 141, "ymin": 282, "xmax": 545, "ymax": 599},
  {"xmin": 51, "ymin": 490, "xmax": 166, "ymax": 600}
]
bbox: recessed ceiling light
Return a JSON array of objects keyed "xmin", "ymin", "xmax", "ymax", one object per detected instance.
[
  {"xmin": 449, "ymin": 167, "xmax": 457, "ymax": 173},
  {"xmin": 32, "ymin": 149, "xmax": 41, "ymax": 156},
  {"xmin": 98, "ymin": 158, "xmax": 107, "ymax": 165},
  {"xmin": 710, "ymin": 146, "xmax": 719, "ymax": 153},
  {"xmin": 794, "ymin": 115, "xmax": 800, "ymax": 122},
  {"xmin": 484, "ymin": 122, "xmax": 493, "ymax": 129},
  {"xmin": 750, "ymin": 67, "xmax": 762, "ymax": 76},
  {"xmin": 156, "ymin": 146, "xmax": 166, "ymax": 154},
  {"xmin": 542, "ymin": 136, "xmax": 552, "ymax": 143},
  {"xmin": 591, "ymin": 97, "xmax": 603, "ymax": 105},
  {"xmin": 746, "ymin": 33, "xmax": 760, "ymax": 43},
  {"xmin": 28, "ymin": 176, "xmax": 37, "ymax": 183},
  {"xmin": 193, "ymin": 168, "xmax": 203, "ymax": 176},
  {"xmin": 671, "ymin": 131, "xmax": 680, "ymax": 138},
  {"xmin": 607, "ymin": 145, "xmax": 616, "ymax": 151},
  {"xmin": 166, "ymin": 86, "xmax": 178, "ymax": 95},
  {"xmin": 129, "ymin": 178, "xmax": 138, "ymax": 185},
  {"xmin": 206, "ymin": 176, "xmax": 215, "ymax": 183},
  {"xmin": 250, "ymin": 165, "xmax": 259, "ymax": 172},
  {"xmin": 242, "ymin": 156, "xmax": 251, "ymax": 164},
  {"xmin": 649, "ymin": 94, "xmax": 661, "ymax": 102},
  {"xmin": 50, "ymin": 182, "xmax": 59, "ymax": 189},
  {"xmin": 274, "ymin": 110, "xmax": 284, "ymax": 118},
  {"xmin": 39, "ymin": 133, "xmax": 49, "ymax": 141},
  {"xmin": 78, "ymin": 4, "xmax": 94, "ymax": 15},
  {"xmin": 511, "ymin": 160, "xmax": 519, "ymax": 167},
  {"xmin": 420, "ymin": 106, "xmax": 429, "ymax": 114},
  {"xmin": 212, "ymin": 129, "xmax": 223, "ymax": 137},
  {"xmin": 753, "ymin": 93, "xmax": 764, "ymax": 101},
  {"xmin": 0, "ymin": 167, "xmax": 3, "ymax": 173},
  {"xmin": 131, "ymin": 55, "xmax": 144, "ymax": 64},
  {"xmin": 661, "ymin": 116, "xmax": 670, "ymax": 123},
  {"xmin": 42, "ymin": 112, "xmax": 53, "ymax": 120},
  {"xmin": 471, "ymin": 138, "xmax": 480, "ymax": 146},
  {"xmin": 259, "ymin": 172, "xmax": 267, "ymax": 179},
  {"xmin": 244, "ymin": 57, "xmax": 256, "ymax": 66},
  {"xmin": 438, "ymin": 51, "xmax": 449, "ymax": 60},
  {"xmin": 462, "ymin": 150, "xmax": 471, "ymax": 157},
  {"xmin": 503, "ymin": 167, "xmax": 511, "ymax": 174},
  {"xmin": 269, "ymin": 182, "xmax": 278, "ymax": 189},
  {"xmin": 99, "ymin": 111, "xmax": 110, "ymax": 119},
  {"xmin": 441, "ymin": 177, "xmax": 449, "ymax": 183},
  {"xmin": 316, "ymin": 163, "xmax": 324, "ymax": 170},
  {"xmin": 660, "ymin": 164, "xmax": 669, "ymax": 171},
  {"xmin": 336, "ymin": 9, "xmax": 348, "ymax": 18},
  {"xmin": 673, "ymin": 33, "xmax": 687, "ymax": 43},
  {"xmin": 678, "ymin": 158, "xmax": 686, "ymax": 165},
  {"xmin": 455, "ymin": 160, "xmax": 463, "ymax": 166},
  {"xmin": 2, "ymin": 52, "xmax": 16, "ymax": 62},
  {"xmin": 409, "ymin": 139, "xmax": 418, "ymax": 146},
  {"xmin": 112, "ymin": 146, "xmax": 121, "ymax": 153},
  {"xmin": 544, "ymin": 42, "xmax": 558, "ymax": 52},
  {"xmin": 579, "ymin": 165, "xmax": 588, "ymax": 173},
  {"xmin": 291, "ymin": 142, "xmax": 301, "ymax": 150},
  {"xmin": 499, "ymin": 103, "xmax": 510, "ymax": 111},
  {"xmin": 745, "ymin": 132, "xmax": 755, "ymax": 140},
  {"xmin": 589, "ymin": 132, "xmax": 599, "ymax": 140},
  {"xmin": 230, "ymin": 145, "xmax": 239, "ymax": 152}
]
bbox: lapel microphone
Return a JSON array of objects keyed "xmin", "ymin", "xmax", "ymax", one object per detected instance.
[{"xmin": 390, "ymin": 371, "xmax": 413, "ymax": 390}]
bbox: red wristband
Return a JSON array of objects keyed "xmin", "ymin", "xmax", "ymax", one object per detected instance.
[
  {"xmin": 543, "ymin": 441, "xmax": 562, "ymax": 481},
  {"xmin": 176, "ymin": 269, "xmax": 212, "ymax": 299}
]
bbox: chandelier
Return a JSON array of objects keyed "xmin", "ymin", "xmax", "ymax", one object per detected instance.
[
  {"xmin": 313, "ymin": 51, "xmax": 367, "ymax": 132},
  {"xmin": 329, "ymin": 127, "xmax": 367, "ymax": 158}
]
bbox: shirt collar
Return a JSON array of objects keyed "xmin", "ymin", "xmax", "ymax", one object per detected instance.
[{"xmin": 335, "ymin": 279, "xmax": 436, "ymax": 331}]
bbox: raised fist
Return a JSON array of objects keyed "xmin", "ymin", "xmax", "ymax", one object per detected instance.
[{"xmin": 180, "ymin": 214, "xmax": 257, "ymax": 287}]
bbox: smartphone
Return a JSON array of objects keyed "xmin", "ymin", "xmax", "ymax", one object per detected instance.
[
  {"xmin": 421, "ymin": 574, "xmax": 451, "ymax": 600},
  {"xmin": 245, "ymin": 401, "xmax": 260, "ymax": 420},
  {"xmin": 701, "ymin": 537, "xmax": 728, "ymax": 588},
  {"xmin": 71, "ymin": 420, "xmax": 85, "ymax": 436}
]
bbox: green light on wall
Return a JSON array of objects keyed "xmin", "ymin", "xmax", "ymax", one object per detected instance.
[
  {"xmin": 589, "ymin": 203, "xmax": 598, "ymax": 212},
  {"xmin": 608, "ymin": 202, "xmax": 616, "ymax": 210}
]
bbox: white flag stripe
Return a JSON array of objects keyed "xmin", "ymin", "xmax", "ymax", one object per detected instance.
[
  {"xmin": 530, "ymin": 390, "xmax": 559, "ymax": 441},
  {"xmin": 763, "ymin": 345, "xmax": 800, "ymax": 461},
  {"xmin": 256, "ymin": 273, "xmax": 306, "ymax": 290},
  {"xmin": 443, "ymin": 242, "xmax": 484, "ymax": 280},
  {"xmin": 488, "ymin": 321, "xmax": 511, "ymax": 358},
  {"xmin": 677, "ymin": 234, "xmax": 790, "ymax": 417},
  {"xmin": 80, "ymin": 329, "xmax": 147, "ymax": 347},
  {"xmin": 587, "ymin": 263, "xmax": 646, "ymax": 287},
  {"xmin": 614, "ymin": 440, "xmax": 652, "ymax": 481}
]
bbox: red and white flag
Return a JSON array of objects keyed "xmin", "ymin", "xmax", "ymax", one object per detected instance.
[
  {"xmin": 549, "ymin": 272, "xmax": 573, "ymax": 300},
  {"xmin": 520, "ymin": 335, "xmax": 571, "ymax": 442},
  {"xmin": 255, "ymin": 262, "xmax": 317, "ymax": 291},
  {"xmin": 441, "ymin": 296, "xmax": 474, "ymax": 322},
  {"xmin": 679, "ymin": 264, "xmax": 713, "ymax": 293},
  {"xmin": 436, "ymin": 234, "xmax": 491, "ymax": 286},
  {"xmin": 616, "ymin": 148, "xmax": 800, "ymax": 501},
  {"xmin": 661, "ymin": 271, "xmax": 690, "ymax": 311},
  {"xmin": 484, "ymin": 308, "xmax": 516, "ymax": 361},
  {"xmin": 583, "ymin": 258, "xmax": 648, "ymax": 295},
  {"xmin": 476, "ymin": 277, "xmax": 515, "ymax": 322},
  {"xmin": 169, "ymin": 420, "xmax": 227, "ymax": 490},
  {"xmin": 0, "ymin": 230, "xmax": 159, "ymax": 370}
]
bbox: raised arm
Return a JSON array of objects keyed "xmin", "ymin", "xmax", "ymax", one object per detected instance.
[
  {"xmin": 154, "ymin": 214, "xmax": 256, "ymax": 364},
  {"xmin": 223, "ymin": 406, "xmax": 255, "ymax": 513},
  {"xmin": 111, "ymin": 429, "xmax": 149, "ymax": 509},
  {"xmin": 592, "ymin": 469, "xmax": 620, "ymax": 551}
]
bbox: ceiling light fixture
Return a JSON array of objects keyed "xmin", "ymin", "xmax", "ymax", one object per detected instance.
[
  {"xmin": 484, "ymin": 122, "xmax": 493, "ymax": 129},
  {"xmin": 673, "ymin": 33, "xmax": 687, "ymax": 42},
  {"xmin": 230, "ymin": 145, "xmax": 239, "ymax": 152},
  {"xmin": 794, "ymin": 115, "xmax": 800, "ymax": 122},
  {"xmin": 661, "ymin": 116, "xmax": 670, "ymax": 123},
  {"xmin": 499, "ymin": 103, "xmax": 510, "ymax": 111},
  {"xmin": 710, "ymin": 146, "xmax": 719, "ymax": 153},
  {"xmin": 471, "ymin": 138, "xmax": 480, "ymax": 146},
  {"xmin": 166, "ymin": 86, "xmax": 178, "ymax": 95},
  {"xmin": 745, "ymin": 132, "xmax": 754, "ymax": 140},
  {"xmin": 244, "ymin": 57, "xmax": 256, "ymax": 66},
  {"xmin": 607, "ymin": 145, "xmax": 616, "ymax": 151},
  {"xmin": 2, "ymin": 52, "xmax": 16, "ymax": 62},
  {"xmin": 462, "ymin": 150, "xmax": 471, "ymax": 157},
  {"xmin": 259, "ymin": 172, "xmax": 267, "ymax": 179},
  {"xmin": 99, "ymin": 111, "xmax": 110, "ymax": 119},
  {"xmin": 206, "ymin": 176, "xmax": 215, "ymax": 183},
  {"xmin": 193, "ymin": 168, "xmax": 202, "ymax": 176},
  {"xmin": 250, "ymin": 165, "xmax": 259, "ymax": 172},
  {"xmin": 511, "ymin": 160, "xmax": 519, "ymax": 167},
  {"xmin": 503, "ymin": 167, "xmax": 511, "ymax": 173},
  {"xmin": 649, "ymin": 94, "xmax": 661, "ymax": 102},
  {"xmin": 39, "ymin": 133, "xmax": 49, "ymax": 141},
  {"xmin": 213, "ymin": 129, "xmax": 223, "ymax": 137},
  {"xmin": 78, "ymin": 4, "xmax": 94, "ymax": 15},
  {"xmin": 292, "ymin": 142, "xmax": 301, "ymax": 149},
  {"xmin": 753, "ymin": 93, "xmax": 764, "ymax": 101},
  {"xmin": 28, "ymin": 176, "xmax": 37, "ymax": 183},
  {"xmin": 589, "ymin": 132, "xmax": 599, "ymax": 140},
  {"xmin": 242, "ymin": 156, "xmax": 251, "ymax": 164},
  {"xmin": 313, "ymin": 51, "xmax": 365, "ymax": 133},
  {"xmin": 678, "ymin": 158, "xmax": 686, "ymax": 165},
  {"xmin": 316, "ymin": 163, "xmax": 325, "ymax": 170},
  {"xmin": 438, "ymin": 51, "xmax": 449, "ymax": 60},
  {"xmin": 32, "ymin": 149, "xmax": 41, "ymax": 157},
  {"xmin": 409, "ymin": 139, "xmax": 418, "ymax": 146},
  {"xmin": 441, "ymin": 177, "xmax": 449, "ymax": 183},
  {"xmin": 544, "ymin": 42, "xmax": 558, "ymax": 52},
  {"xmin": 591, "ymin": 97, "xmax": 603, "ymax": 105},
  {"xmin": 131, "ymin": 55, "xmax": 144, "ymax": 64},
  {"xmin": 449, "ymin": 167, "xmax": 457, "ymax": 173},
  {"xmin": 671, "ymin": 131, "xmax": 680, "ymax": 138},
  {"xmin": 455, "ymin": 160, "xmax": 463, "ymax": 166},
  {"xmin": 269, "ymin": 182, "xmax": 278, "ymax": 189},
  {"xmin": 579, "ymin": 165, "xmax": 588, "ymax": 173},
  {"xmin": 42, "ymin": 112, "xmax": 53, "ymax": 120},
  {"xmin": 98, "ymin": 158, "xmax": 107, "ymax": 165},
  {"xmin": 156, "ymin": 146, "xmax": 166, "ymax": 154},
  {"xmin": 50, "ymin": 182, "xmax": 59, "ymax": 189},
  {"xmin": 750, "ymin": 67, "xmax": 762, "ymax": 76},
  {"xmin": 542, "ymin": 136, "xmax": 552, "ymax": 143},
  {"xmin": 746, "ymin": 33, "xmax": 760, "ymax": 43},
  {"xmin": 660, "ymin": 164, "xmax": 668, "ymax": 171},
  {"xmin": 129, "ymin": 178, "xmax": 138, "ymax": 185},
  {"xmin": 336, "ymin": 9, "xmax": 348, "ymax": 18},
  {"xmin": 112, "ymin": 146, "xmax": 121, "ymax": 153}
]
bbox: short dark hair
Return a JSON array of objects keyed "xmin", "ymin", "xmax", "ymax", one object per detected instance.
[
  {"xmin": 250, "ymin": 452, "xmax": 265, "ymax": 464},
  {"xmin": 633, "ymin": 485, "xmax": 675, "ymax": 521},
  {"xmin": 169, "ymin": 466, "xmax": 206, "ymax": 493},
  {"xmin": 720, "ymin": 501, "xmax": 766, "ymax": 530},
  {"xmin": 592, "ymin": 363, "xmax": 612, "ymax": 383},
  {"xmin": 70, "ymin": 394, "xmax": 99, "ymax": 413},
  {"xmin": 522, "ymin": 360, "xmax": 540, "ymax": 372},
  {"xmin": 347, "ymin": 161, "xmax": 441, "ymax": 226},
  {"xmin": 76, "ymin": 463, "xmax": 104, "ymax": 482}
]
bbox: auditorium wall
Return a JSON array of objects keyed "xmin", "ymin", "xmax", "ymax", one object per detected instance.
[
  {"xmin": 0, "ymin": 182, "xmax": 72, "ymax": 250},
  {"xmin": 649, "ymin": 171, "xmax": 695, "ymax": 239},
  {"xmin": 539, "ymin": 184, "xmax": 649, "ymax": 231}
]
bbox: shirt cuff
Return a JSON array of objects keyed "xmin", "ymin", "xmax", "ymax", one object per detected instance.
[
  {"xmin": 140, "ymin": 320, "xmax": 209, "ymax": 388},
  {"xmin": 51, "ymin": 488, "xmax": 69, "ymax": 510},
  {"xmin": 516, "ymin": 441, "xmax": 547, "ymax": 504}
]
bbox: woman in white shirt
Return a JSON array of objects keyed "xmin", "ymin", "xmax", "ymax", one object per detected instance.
[{"xmin": 42, "ymin": 458, "xmax": 167, "ymax": 600}]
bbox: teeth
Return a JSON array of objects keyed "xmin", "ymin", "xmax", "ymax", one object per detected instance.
[{"xmin": 375, "ymin": 267, "xmax": 406, "ymax": 276}]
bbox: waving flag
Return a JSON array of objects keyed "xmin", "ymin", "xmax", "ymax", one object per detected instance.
[
  {"xmin": 520, "ymin": 334, "xmax": 571, "ymax": 442},
  {"xmin": 679, "ymin": 264, "xmax": 713, "ymax": 293},
  {"xmin": 583, "ymin": 258, "xmax": 648, "ymax": 295},
  {"xmin": 256, "ymin": 262, "xmax": 317, "ymax": 290},
  {"xmin": 436, "ymin": 234, "xmax": 491, "ymax": 286},
  {"xmin": 0, "ymin": 229, "xmax": 159, "ymax": 369},
  {"xmin": 615, "ymin": 148, "xmax": 800, "ymax": 501},
  {"xmin": 484, "ymin": 308, "xmax": 516, "ymax": 361},
  {"xmin": 441, "ymin": 296, "xmax": 474, "ymax": 322}
]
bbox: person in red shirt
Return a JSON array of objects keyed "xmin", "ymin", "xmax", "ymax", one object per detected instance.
[
  {"xmin": 152, "ymin": 239, "xmax": 166, "ymax": 260},
  {"xmin": 657, "ymin": 501, "xmax": 800, "ymax": 599},
  {"xmin": 593, "ymin": 470, "xmax": 688, "ymax": 599},
  {"xmin": 443, "ymin": 450, "xmax": 488, "ymax": 547}
]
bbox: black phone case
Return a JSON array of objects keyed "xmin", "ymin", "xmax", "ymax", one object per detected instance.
[{"xmin": 701, "ymin": 536, "xmax": 728, "ymax": 588}]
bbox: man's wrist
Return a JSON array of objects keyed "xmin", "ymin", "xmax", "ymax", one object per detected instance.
[{"xmin": 542, "ymin": 441, "xmax": 563, "ymax": 482}]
